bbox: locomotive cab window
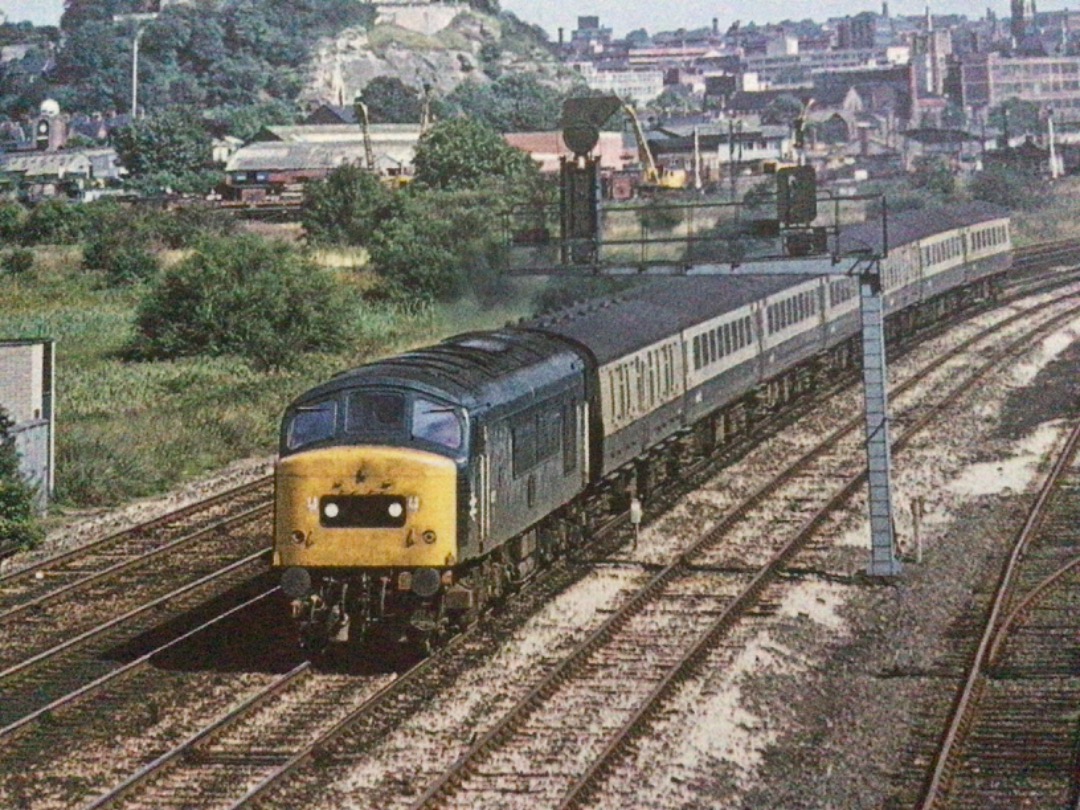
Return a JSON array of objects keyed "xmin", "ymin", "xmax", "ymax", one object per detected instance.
[
  {"xmin": 347, "ymin": 391, "xmax": 405, "ymax": 436},
  {"xmin": 287, "ymin": 400, "xmax": 337, "ymax": 450},
  {"xmin": 411, "ymin": 398, "xmax": 463, "ymax": 451}
]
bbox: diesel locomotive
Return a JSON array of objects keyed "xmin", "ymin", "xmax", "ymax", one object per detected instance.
[{"xmin": 273, "ymin": 203, "xmax": 1013, "ymax": 652}]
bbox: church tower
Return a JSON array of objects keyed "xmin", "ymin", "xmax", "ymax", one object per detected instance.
[{"xmin": 1011, "ymin": 0, "xmax": 1037, "ymax": 42}]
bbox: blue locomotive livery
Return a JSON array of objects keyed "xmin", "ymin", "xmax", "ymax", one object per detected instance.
[{"xmin": 273, "ymin": 202, "xmax": 1012, "ymax": 652}]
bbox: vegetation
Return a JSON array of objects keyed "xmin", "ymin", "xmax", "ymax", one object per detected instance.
[
  {"xmin": 3, "ymin": 248, "xmax": 34, "ymax": 276},
  {"xmin": 413, "ymin": 117, "xmax": 540, "ymax": 190},
  {"xmin": 302, "ymin": 164, "xmax": 398, "ymax": 246},
  {"xmin": 111, "ymin": 108, "xmax": 220, "ymax": 194},
  {"xmin": 360, "ymin": 76, "xmax": 424, "ymax": 124},
  {"xmin": 440, "ymin": 73, "xmax": 567, "ymax": 132},
  {"xmin": 909, "ymin": 155, "xmax": 956, "ymax": 197},
  {"xmin": 969, "ymin": 164, "xmax": 1048, "ymax": 211},
  {"xmin": 0, "ymin": 407, "xmax": 42, "ymax": 552},
  {"xmin": 303, "ymin": 121, "xmax": 548, "ymax": 303},
  {"xmin": 989, "ymin": 98, "xmax": 1042, "ymax": 139},
  {"xmin": 53, "ymin": 0, "xmax": 377, "ymax": 115},
  {"xmin": 3, "ymin": 244, "xmax": 532, "ymax": 509},
  {"xmin": 130, "ymin": 235, "xmax": 355, "ymax": 369}
]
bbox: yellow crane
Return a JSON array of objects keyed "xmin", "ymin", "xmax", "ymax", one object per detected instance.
[
  {"xmin": 354, "ymin": 98, "xmax": 376, "ymax": 172},
  {"xmin": 623, "ymin": 103, "xmax": 688, "ymax": 191}
]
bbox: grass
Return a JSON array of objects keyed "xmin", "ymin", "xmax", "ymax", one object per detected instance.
[
  {"xmin": 1010, "ymin": 176, "xmax": 1080, "ymax": 246},
  {"xmin": 367, "ymin": 24, "xmax": 445, "ymax": 55},
  {"xmin": 2, "ymin": 247, "xmax": 534, "ymax": 516}
]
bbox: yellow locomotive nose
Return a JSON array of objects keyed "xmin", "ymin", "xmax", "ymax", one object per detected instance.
[{"xmin": 273, "ymin": 446, "xmax": 458, "ymax": 570}]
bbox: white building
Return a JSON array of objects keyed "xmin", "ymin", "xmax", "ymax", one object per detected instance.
[{"xmin": 570, "ymin": 62, "xmax": 665, "ymax": 104}]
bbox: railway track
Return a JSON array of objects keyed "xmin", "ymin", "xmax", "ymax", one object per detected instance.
[
  {"xmin": 0, "ymin": 590, "xmax": 308, "ymax": 809},
  {"xmin": 909, "ymin": 418, "xmax": 1080, "ymax": 809},
  {"xmin": 0, "ymin": 509, "xmax": 271, "ymax": 729},
  {"xmin": 0, "ymin": 478, "xmax": 272, "ymax": 613},
  {"xmin": 398, "ymin": 294, "xmax": 1080, "ymax": 810},
  {"xmin": 59, "ymin": 288, "xmax": 1080, "ymax": 810},
  {"xmin": 2, "ymin": 246, "xmax": 1080, "ymax": 808}
]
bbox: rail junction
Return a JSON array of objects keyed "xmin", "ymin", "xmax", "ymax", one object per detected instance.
[{"xmin": 2, "ymin": 248, "xmax": 1080, "ymax": 807}]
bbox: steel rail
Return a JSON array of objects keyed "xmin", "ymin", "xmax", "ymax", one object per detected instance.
[
  {"xmin": 224, "ymin": 633, "xmax": 473, "ymax": 810},
  {"xmin": 0, "ymin": 588, "xmax": 279, "ymax": 743},
  {"xmin": 0, "ymin": 547, "xmax": 268, "ymax": 686},
  {"xmin": 0, "ymin": 502, "xmax": 271, "ymax": 624},
  {"xmin": 0, "ymin": 475, "xmax": 271, "ymax": 586},
  {"xmin": 986, "ymin": 553, "xmax": 1080, "ymax": 666},
  {"xmin": 408, "ymin": 285, "xmax": 1080, "ymax": 810},
  {"xmin": 82, "ymin": 660, "xmax": 312, "ymax": 810},
  {"xmin": 916, "ymin": 418, "xmax": 1080, "ymax": 809}
]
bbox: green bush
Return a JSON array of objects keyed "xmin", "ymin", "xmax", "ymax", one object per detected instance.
[
  {"xmin": 150, "ymin": 205, "xmax": 236, "ymax": 249},
  {"xmin": 970, "ymin": 165, "xmax": 1047, "ymax": 211},
  {"xmin": 82, "ymin": 232, "xmax": 160, "ymax": 286},
  {"xmin": 3, "ymin": 248, "xmax": 34, "ymax": 275},
  {"xmin": 0, "ymin": 201, "xmax": 26, "ymax": 240},
  {"xmin": 367, "ymin": 192, "xmax": 508, "ymax": 303},
  {"xmin": 130, "ymin": 234, "xmax": 355, "ymax": 369},
  {"xmin": 20, "ymin": 200, "xmax": 92, "ymax": 245},
  {"xmin": 302, "ymin": 163, "xmax": 399, "ymax": 246},
  {"xmin": 0, "ymin": 408, "xmax": 42, "ymax": 552},
  {"xmin": 638, "ymin": 199, "xmax": 684, "ymax": 232}
]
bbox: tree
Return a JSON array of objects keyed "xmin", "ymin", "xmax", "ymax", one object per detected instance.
[
  {"xmin": 442, "ymin": 74, "xmax": 564, "ymax": 132},
  {"xmin": 989, "ymin": 98, "xmax": 1042, "ymax": 139},
  {"xmin": 111, "ymin": 108, "xmax": 214, "ymax": 192},
  {"xmin": 910, "ymin": 155, "xmax": 956, "ymax": 196},
  {"xmin": 360, "ymin": 76, "xmax": 422, "ymax": 124},
  {"xmin": 302, "ymin": 163, "xmax": 400, "ymax": 245},
  {"xmin": 111, "ymin": 107, "xmax": 209, "ymax": 177},
  {"xmin": 762, "ymin": 94, "xmax": 804, "ymax": 126},
  {"xmin": 647, "ymin": 86, "xmax": 698, "ymax": 118},
  {"xmin": 205, "ymin": 100, "xmax": 298, "ymax": 142},
  {"xmin": 130, "ymin": 235, "xmax": 354, "ymax": 369},
  {"xmin": 0, "ymin": 407, "xmax": 42, "ymax": 552},
  {"xmin": 413, "ymin": 117, "xmax": 539, "ymax": 191},
  {"xmin": 969, "ymin": 165, "xmax": 1047, "ymax": 211}
]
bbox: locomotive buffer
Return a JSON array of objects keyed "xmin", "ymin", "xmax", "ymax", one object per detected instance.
[{"xmin": 517, "ymin": 97, "xmax": 902, "ymax": 577}]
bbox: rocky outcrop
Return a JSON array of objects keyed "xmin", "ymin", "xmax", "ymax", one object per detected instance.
[{"xmin": 301, "ymin": 8, "xmax": 569, "ymax": 108}]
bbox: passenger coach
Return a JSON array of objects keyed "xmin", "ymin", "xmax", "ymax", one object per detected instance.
[{"xmin": 274, "ymin": 202, "xmax": 1012, "ymax": 653}]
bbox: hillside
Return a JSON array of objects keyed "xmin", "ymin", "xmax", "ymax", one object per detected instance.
[
  {"xmin": 16, "ymin": 0, "xmax": 571, "ymax": 132},
  {"xmin": 304, "ymin": 5, "xmax": 571, "ymax": 105}
]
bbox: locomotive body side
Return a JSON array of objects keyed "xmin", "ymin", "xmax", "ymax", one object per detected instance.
[{"xmin": 273, "ymin": 330, "xmax": 591, "ymax": 649}]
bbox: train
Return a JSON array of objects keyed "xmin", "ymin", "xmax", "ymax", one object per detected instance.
[{"xmin": 272, "ymin": 202, "xmax": 1013, "ymax": 652}]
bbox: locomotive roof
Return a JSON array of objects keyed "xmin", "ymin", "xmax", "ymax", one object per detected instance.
[
  {"xmin": 527, "ymin": 276, "xmax": 800, "ymax": 364},
  {"xmin": 839, "ymin": 201, "xmax": 1009, "ymax": 256},
  {"xmin": 292, "ymin": 329, "xmax": 584, "ymax": 413}
]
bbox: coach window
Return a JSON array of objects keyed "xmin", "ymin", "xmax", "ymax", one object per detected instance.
[
  {"xmin": 287, "ymin": 400, "xmax": 337, "ymax": 450},
  {"xmin": 693, "ymin": 336, "xmax": 702, "ymax": 370},
  {"xmin": 411, "ymin": 398, "xmax": 462, "ymax": 451}
]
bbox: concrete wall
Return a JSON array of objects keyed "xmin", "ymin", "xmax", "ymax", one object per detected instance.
[
  {"xmin": 0, "ymin": 341, "xmax": 54, "ymax": 511},
  {"xmin": 12, "ymin": 420, "xmax": 48, "ymax": 511},
  {"xmin": 0, "ymin": 342, "xmax": 44, "ymax": 424}
]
